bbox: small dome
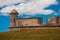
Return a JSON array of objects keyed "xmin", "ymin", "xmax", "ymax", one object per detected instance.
[{"xmin": 10, "ymin": 9, "xmax": 18, "ymax": 13}]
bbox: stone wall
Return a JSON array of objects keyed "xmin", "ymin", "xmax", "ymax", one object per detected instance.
[
  {"xmin": 59, "ymin": 18, "xmax": 60, "ymax": 25},
  {"xmin": 47, "ymin": 17, "xmax": 57, "ymax": 25},
  {"xmin": 47, "ymin": 17, "xmax": 60, "ymax": 26},
  {"xmin": 9, "ymin": 28, "xmax": 21, "ymax": 31},
  {"xmin": 16, "ymin": 18, "xmax": 42, "ymax": 27}
]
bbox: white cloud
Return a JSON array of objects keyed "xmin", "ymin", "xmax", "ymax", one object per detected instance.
[
  {"xmin": 0, "ymin": 0, "xmax": 25, "ymax": 6},
  {"xmin": 0, "ymin": 0, "xmax": 57, "ymax": 16}
]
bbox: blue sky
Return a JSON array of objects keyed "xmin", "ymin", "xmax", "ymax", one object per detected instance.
[{"xmin": 0, "ymin": 0, "xmax": 60, "ymax": 32}]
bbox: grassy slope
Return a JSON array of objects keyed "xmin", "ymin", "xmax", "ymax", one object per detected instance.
[{"xmin": 0, "ymin": 28, "xmax": 60, "ymax": 40}]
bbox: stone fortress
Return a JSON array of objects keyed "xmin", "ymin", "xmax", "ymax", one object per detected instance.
[
  {"xmin": 47, "ymin": 17, "xmax": 60, "ymax": 26},
  {"xmin": 9, "ymin": 9, "xmax": 60, "ymax": 31}
]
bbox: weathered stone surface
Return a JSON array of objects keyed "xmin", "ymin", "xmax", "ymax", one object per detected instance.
[
  {"xmin": 16, "ymin": 18, "xmax": 42, "ymax": 26},
  {"xmin": 47, "ymin": 17, "xmax": 60, "ymax": 25},
  {"xmin": 9, "ymin": 9, "xmax": 42, "ymax": 31},
  {"xmin": 9, "ymin": 9, "xmax": 60, "ymax": 31}
]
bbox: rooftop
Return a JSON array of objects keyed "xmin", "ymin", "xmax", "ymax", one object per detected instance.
[{"xmin": 10, "ymin": 9, "xmax": 18, "ymax": 14}]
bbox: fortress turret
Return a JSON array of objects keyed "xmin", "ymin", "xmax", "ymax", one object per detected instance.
[{"xmin": 10, "ymin": 9, "xmax": 18, "ymax": 27}]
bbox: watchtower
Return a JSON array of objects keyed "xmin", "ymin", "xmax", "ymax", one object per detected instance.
[{"xmin": 10, "ymin": 9, "xmax": 18, "ymax": 27}]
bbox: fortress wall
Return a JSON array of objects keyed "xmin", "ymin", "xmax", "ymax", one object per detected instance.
[
  {"xmin": 47, "ymin": 17, "xmax": 60, "ymax": 25},
  {"xmin": 59, "ymin": 18, "xmax": 60, "ymax": 24},
  {"xmin": 47, "ymin": 17, "xmax": 57, "ymax": 25},
  {"xmin": 16, "ymin": 18, "xmax": 42, "ymax": 27}
]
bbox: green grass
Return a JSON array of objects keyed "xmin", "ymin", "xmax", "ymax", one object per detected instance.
[{"xmin": 0, "ymin": 28, "xmax": 60, "ymax": 40}]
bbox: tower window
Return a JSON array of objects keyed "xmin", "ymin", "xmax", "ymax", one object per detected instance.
[{"xmin": 14, "ymin": 18, "xmax": 15, "ymax": 22}]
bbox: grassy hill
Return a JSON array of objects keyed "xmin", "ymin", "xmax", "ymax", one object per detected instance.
[{"xmin": 0, "ymin": 28, "xmax": 60, "ymax": 40}]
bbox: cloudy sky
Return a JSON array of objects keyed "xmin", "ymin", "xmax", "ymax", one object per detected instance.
[{"xmin": 0, "ymin": 0, "xmax": 60, "ymax": 32}]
